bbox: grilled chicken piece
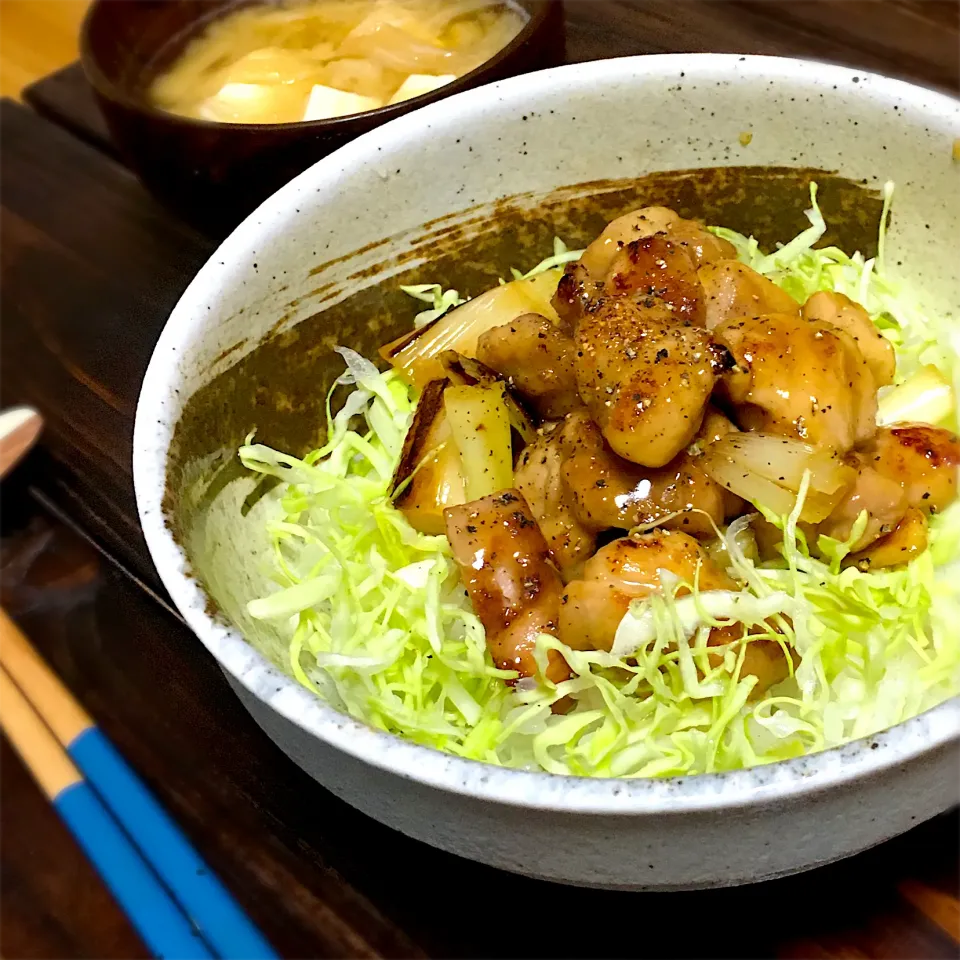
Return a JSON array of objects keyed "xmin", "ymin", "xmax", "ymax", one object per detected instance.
[
  {"xmin": 848, "ymin": 507, "xmax": 928, "ymax": 570},
  {"xmin": 562, "ymin": 413, "xmax": 659, "ymax": 531},
  {"xmin": 578, "ymin": 206, "xmax": 735, "ymax": 279},
  {"xmin": 558, "ymin": 531, "xmax": 736, "ymax": 653},
  {"xmin": 553, "ymin": 206, "xmax": 734, "ymax": 326},
  {"xmin": 706, "ymin": 625, "xmax": 797, "ymax": 700},
  {"xmin": 444, "ymin": 490, "xmax": 569, "ymax": 683},
  {"xmin": 650, "ymin": 413, "xmax": 745, "ymax": 536},
  {"xmin": 716, "ymin": 312, "xmax": 878, "ymax": 453},
  {"xmin": 562, "ymin": 408, "xmax": 742, "ymax": 538},
  {"xmin": 552, "ymin": 263, "xmax": 595, "ymax": 330},
  {"xmin": 818, "ymin": 458, "xmax": 907, "ymax": 548},
  {"xmin": 604, "ymin": 234, "xmax": 705, "ymax": 324},
  {"xmin": 820, "ymin": 424, "xmax": 959, "ymax": 549},
  {"xmin": 865, "ymin": 424, "xmax": 960, "ymax": 513},
  {"xmin": 575, "ymin": 296, "xmax": 736, "ymax": 467},
  {"xmin": 698, "ymin": 260, "xmax": 800, "ymax": 330},
  {"xmin": 474, "ymin": 313, "xmax": 581, "ymax": 419},
  {"xmin": 802, "ymin": 291, "xmax": 896, "ymax": 387},
  {"xmin": 668, "ymin": 218, "xmax": 741, "ymax": 268},
  {"xmin": 560, "ymin": 532, "xmax": 792, "ymax": 697},
  {"xmin": 514, "ymin": 420, "xmax": 596, "ymax": 581}
]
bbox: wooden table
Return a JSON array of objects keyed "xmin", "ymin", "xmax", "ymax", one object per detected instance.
[{"xmin": 2, "ymin": 3, "xmax": 959, "ymax": 957}]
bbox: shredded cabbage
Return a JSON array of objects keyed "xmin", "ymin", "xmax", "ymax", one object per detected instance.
[
  {"xmin": 508, "ymin": 236, "xmax": 583, "ymax": 281},
  {"xmin": 398, "ymin": 283, "xmax": 467, "ymax": 328},
  {"xmin": 239, "ymin": 347, "xmax": 515, "ymax": 752},
  {"xmin": 238, "ymin": 185, "xmax": 960, "ymax": 777}
]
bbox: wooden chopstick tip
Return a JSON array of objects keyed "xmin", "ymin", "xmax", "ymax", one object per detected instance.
[{"xmin": 0, "ymin": 664, "xmax": 82, "ymax": 799}]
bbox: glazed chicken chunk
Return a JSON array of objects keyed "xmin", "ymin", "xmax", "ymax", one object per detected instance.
[
  {"xmin": 475, "ymin": 312, "xmax": 581, "ymax": 419},
  {"xmin": 603, "ymin": 234, "xmax": 705, "ymax": 324},
  {"xmin": 869, "ymin": 423, "xmax": 960, "ymax": 512},
  {"xmin": 514, "ymin": 419, "xmax": 596, "ymax": 582},
  {"xmin": 561, "ymin": 408, "xmax": 742, "ymax": 538},
  {"xmin": 577, "ymin": 205, "xmax": 735, "ymax": 279},
  {"xmin": 575, "ymin": 296, "xmax": 736, "ymax": 467},
  {"xmin": 716, "ymin": 312, "xmax": 878, "ymax": 453},
  {"xmin": 698, "ymin": 259, "xmax": 800, "ymax": 329},
  {"xmin": 821, "ymin": 424, "xmax": 960, "ymax": 547},
  {"xmin": 559, "ymin": 532, "xmax": 794, "ymax": 697},
  {"xmin": 559, "ymin": 531, "xmax": 736, "ymax": 653},
  {"xmin": 848, "ymin": 507, "xmax": 929, "ymax": 571},
  {"xmin": 802, "ymin": 290, "xmax": 896, "ymax": 387},
  {"xmin": 444, "ymin": 490, "xmax": 570, "ymax": 683},
  {"xmin": 553, "ymin": 206, "xmax": 734, "ymax": 325},
  {"xmin": 817, "ymin": 457, "xmax": 907, "ymax": 549}
]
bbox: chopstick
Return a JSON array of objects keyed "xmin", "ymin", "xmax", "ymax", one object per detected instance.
[
  {"xmin": 0, "ymin": 608, "xmax": 278, "ymax": 960},
  {"xmin": 0, "ymin": 664, "xmax": 213, "ymax": 959}
]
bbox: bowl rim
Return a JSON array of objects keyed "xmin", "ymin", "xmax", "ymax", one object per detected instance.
[
  {"xmin": 79, "ymin": 0, "xmax": 559, "ymax": 132},
  {"xmin": 133, "ymin": 52, "xmax": 960, "ymax": 816}
]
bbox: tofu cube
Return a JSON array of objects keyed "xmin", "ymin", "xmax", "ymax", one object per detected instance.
[
  {"xmin": 302, "ymin": 84, "xmax": 383, "ymax": 121},
  {"xmin": 388, "ymin": 74, "xmax": 456, "ymax": 105}
]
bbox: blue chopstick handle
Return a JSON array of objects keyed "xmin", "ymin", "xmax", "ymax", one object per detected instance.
[
  {"xmin": 55, "ymin": 782, "xmax": 214, "ymax": 960},
  {"xmin": 69, "ymin": 728, "xmax": 278, "ymax": 960}
]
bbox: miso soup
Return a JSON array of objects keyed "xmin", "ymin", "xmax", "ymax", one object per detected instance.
[{"xmin": 150, "ymin": 0, "xmax": 528, "ymax": 124}]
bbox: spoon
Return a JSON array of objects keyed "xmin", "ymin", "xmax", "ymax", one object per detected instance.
[{"xmin": 0, "ymin": 407, "xmax": 43, "ymax": 480}]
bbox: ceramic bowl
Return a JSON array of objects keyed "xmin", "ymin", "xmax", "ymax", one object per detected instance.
[
  {"xmin": 80, "ymin": 0, "xmax": 564, "ymax": 235},
  {"xmin": 133, "ymin": 54, "xmax": 960, "ymax": 890}
]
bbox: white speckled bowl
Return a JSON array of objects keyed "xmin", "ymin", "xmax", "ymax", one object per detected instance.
[{"xmin": 134, "ymin": 54, "xmax": 960, "ymax": 890}]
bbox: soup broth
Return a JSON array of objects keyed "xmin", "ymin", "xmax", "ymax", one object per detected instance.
[{"xmin": 150, "ymin": 0, "xmax": 527, "ymax": 124}]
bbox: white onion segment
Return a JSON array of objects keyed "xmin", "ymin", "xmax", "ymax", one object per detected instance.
[
  {"xmin": 444, "ymin": 383, "xmax": 514, "ymax": 500},
  {"xmin": 701, "ymin": 432, "xmax": 856, "ymax": 523},
  {"xmin": 877, "ymin": 364, "xmax": 955, "ymax": 427},
  {"xmin": 381, "ymin": 270, "xmax": 563, "ymax": 389}
]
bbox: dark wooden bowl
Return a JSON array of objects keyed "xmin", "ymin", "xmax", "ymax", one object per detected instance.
[{"xmin": 79, "ymin": 0, "xmax": 564, "ymax": 237}]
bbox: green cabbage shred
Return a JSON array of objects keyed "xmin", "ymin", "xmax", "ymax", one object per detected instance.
[{"xmin": 238, "ymin": 183, "xmax": 960, "ymax": 777}]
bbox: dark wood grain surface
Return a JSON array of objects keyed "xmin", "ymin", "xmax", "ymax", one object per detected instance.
[
  {"xmin": 563, "ymin": 0, "xmax": 960, "ymax": 90},
  {"xmin": 1, "ymin": 99, "xmax": 214, "ymax": 592},
  {"xmin": 3, "ymin": 2, "xmax": 959, "ymax": 957}
]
